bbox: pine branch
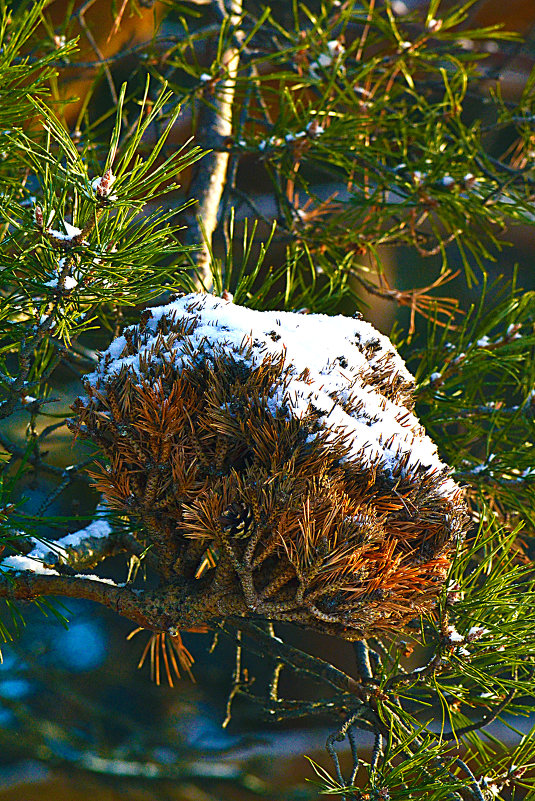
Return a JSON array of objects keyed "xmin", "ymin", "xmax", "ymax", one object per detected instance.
[{"xmin": 184, "ymin": 0, "xmax": 245, "ymax": 287}]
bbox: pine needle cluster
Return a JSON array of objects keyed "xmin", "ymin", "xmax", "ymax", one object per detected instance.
[{"xmin": 71, "ymin": 293, "xmax": 468, "ymax": 639}]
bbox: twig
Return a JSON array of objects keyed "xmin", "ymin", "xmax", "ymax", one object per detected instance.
[
  {"xmin": 36, "ymin": 457, "xmax": 95, "ymax": 515},
  {"xmin": 326, "ymin": 711, "xmax": 364, "ymax": 800},
  {"xmin": 442, "ymin": 689, "xmax": 516, "ymax": 742},
  {"xmin": 222, "ymin": 628, "xmax": 242, "ymax": 727},
  {"xmin": 370, "ymin": 732, "xmax": 383, "ymax": 774},
  {"xmin": 353, "ymin": 640, "xmax": 374, "ymax": 682},
  {"xmin": 74, "ymin": 0, "xmax": 118, "ymax": 104},
  {"xmin": 0, "ymin": 430, "xmax": 85, "ymax": 479},
  {"xmin": 232, "ymin": 622, "xmax": 369, "ymax": 701},
  {"xmin": 454, "ymin": 758, "xmax": 486, "ymax": 801}
]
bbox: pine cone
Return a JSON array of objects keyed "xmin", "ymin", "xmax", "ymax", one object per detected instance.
[
  {"xmin": 219, "ymin": 502, "xmax": 254, "ymax": 537},
  {"xmin": 70, "ymin": 293, "xmax": 469, "ymax": 639}
]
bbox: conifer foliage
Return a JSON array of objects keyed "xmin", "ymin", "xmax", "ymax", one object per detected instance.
[
  {"xmin": 72, "ymin": 293, "xmax": 467, "ymax": 637},
  {"xmin": 1, "ymin": 0, "xmax": 535, "ymax": 799}
]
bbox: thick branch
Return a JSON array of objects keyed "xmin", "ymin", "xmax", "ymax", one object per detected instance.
[
  {"xmin": 0, "ymin": 571, "xmax": 152, "ymax": 624},
  {"xmin": 0, "ymin": 570, "xmax": 243, "ymax": 633}
]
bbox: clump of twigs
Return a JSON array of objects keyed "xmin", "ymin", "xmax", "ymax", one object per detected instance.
[{"xmin": 71, "ymin": 293, "xmax": 468, "ymax": 639}]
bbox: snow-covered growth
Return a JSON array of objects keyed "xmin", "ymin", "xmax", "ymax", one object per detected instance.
[
  {"xmin": 86, "ymin": 293, "xmax": 462, "ymax": 494},
  {"xmin": 39, "ymin": 314, "xmax": 55, "ymax": 329},
  {"xmin": 1, "ymin": 554, "xmax": 58, "ymax": 576},
  {"xmin": 505, "ymin": 323, "xmax": 522, "ymax": 341},
  {"xmin": 258, "ymin": 135, "xmax": 279, "ymax": 151},
  {"xmin": 463, "ymin": 173, "xmax": 476, "ymax": 190},
  {"xmin": 285, "ymin": 131, "xmax": 306, "ymax": 143},
  {"xmin": 306, "ymin": 120, "xmax": 324, "ymax": 137},
  {"xmin": 467, "ymin": 625, "xmax": 490, "ymax": 641},
  {"xmin": 71, "ymin": 294, "xmax": 468, "ymax": 637},
  {"xmin": 412, "ymin": 170, "xmax": 426, "ymax": 185},
  {"xmin": 59, "ymin": 517, "xmax": 112, "ymax": 550},
  {"xmin": 391, "ymin": 0, "xmax": 408, "ymax": 14}
]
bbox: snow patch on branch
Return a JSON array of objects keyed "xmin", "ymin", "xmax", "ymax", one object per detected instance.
[
  {"xmin": 73, "ymin": 573, "xmax": 117, "ymax": 585},
  {"xmin": 2, "ymin": 554, "xmax": 59, "ymax": 575},
  {"xmin": 1, "ymin": 508, "xmax": 114, "ymax": 582},
  {"xmin": 60, "ymin": 517, "xmax": 113, "ymax": 550}
]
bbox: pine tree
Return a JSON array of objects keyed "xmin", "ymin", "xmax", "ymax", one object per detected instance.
[{"xmin": 1, "ymin": 1, "xmax": 535, "ymax": 798}]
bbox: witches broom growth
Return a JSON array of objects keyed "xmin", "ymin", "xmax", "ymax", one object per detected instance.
[{"xmin": 71, "ymin": 293, "xmax": 468, "ymax": 640}]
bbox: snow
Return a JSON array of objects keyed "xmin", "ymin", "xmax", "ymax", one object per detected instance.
[
  {"xmin": 73, "ymin": 574, "xmax": 117, "ymax": 585},
  {"xmin": 427, "ymin": 18, "xmax": 442, "ymax": 33},
  {"xmin": 1, "ymin": 555, "xmax": 58, "ymax": 575},
  {"xmin": 285, "ymin": 132, "xmax": 306, "ymax": 142},
  {"xmin": 44, "ymin": 275, "xmax": 78, "ymax": 290},
  {"xmin": 327, "ymin": 40, "xmax": 344, "ymax": 57},
  {"xmin": 306, "ymin": 120, "xmax": 324, "ymax": 136},
  {"xmin": 1, "ymin": 556, "xmax": 116, "ymax": 586},
  {"xmin": 446, "ymin": 625, "xmax": 464, "ymax": 643},
  {"xmin": 391, "ymin": 0, "xmax": 408, "ymax": 14},
  {"xmin": 86, "ymin": 293, "xmax": 462, "ymax": 501},
  {"xmin": 441, "ymin": 175, "xmax": 455, "ymax": 188},
  {"xmin": 429, "ymin": 372, "xmax": 442, "ymax": 382},
  {"xmin": 309, "ymin": 40, "xmax": 345, "ymax": 78},
  {"xmin": 48, "ymin": 221, "xmax": 82, "ymax": 241},
  {"xmin": 259, "ymin": 137, "xmax": 280, "ymax": 151},
  {"xmin": 59, "ymin": 518, "xmax": 112, "ymax": 549},
  {"xmin": 1, "ymin": 510, "xmax": 112, "ymax": 578},
  {"xmin": 467, "ymin": 625, "xmax": 489, "ymax": 640},
  {"xmin": 414, "ymin": 657, "xmax": 444, "ymax": 673},
  {"xmin": 463, "ymin": 173, "xmax": 476, "ymax": 190}
]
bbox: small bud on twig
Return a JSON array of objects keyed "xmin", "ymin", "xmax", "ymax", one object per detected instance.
[{"xmin": 92, "ymin": 169, "xmax": 117, "ymax": 200}]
